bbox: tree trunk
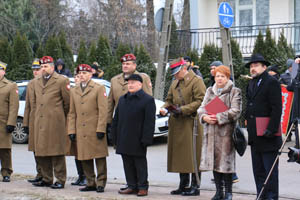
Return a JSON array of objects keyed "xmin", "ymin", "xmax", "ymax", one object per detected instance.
[
  {"xmin": 180, "ymin": 0, "xmax": 191, "ymax": 52},
  {"xmin": 146, "ymin": 0, "xmax": 156, "ymax": 60}
]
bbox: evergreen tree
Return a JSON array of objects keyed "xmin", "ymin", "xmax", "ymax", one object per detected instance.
[
  {"xmin": 199, "ymin": 44, "xmax": 222, "ymax": 86},
  {"xmin": 115, "ymin": 43, "xmax": 131, "ymax": 62},
  {"xmin": 277, "ymin": 31, "xmax": 295, "ymax": 72},
  {"xmin": 35, "ymin": 43, "xmax": 44, "ymax": 58},
  {"xmin": 44, "ymin": 35, "xmax": 62, "ymax": 60},
  {"xmin": 135, "ymin": 43, "xmax": 156, "ymax": 87},
  {"xmin": 58, "ymin": 31, "xmax": 74, "ymax": 74},
  {"xmin": 0, "ymin": 37, "xmax": 12, "ymax": 65},
  {"xmin": 263, "ymin": 28, "xmax": 280, "ymax": 65},
  {"xmin": 186, "ymin": 49, "xmax": 201, "ymax": 66},
  {"xmin": 88, "ymin": 41, "xmax": 97, "ymax": 65},
  {"xmin": 7, "ymin": 32, "xmax": 33, "ymax": 80},
  {"xmin": 252, "ymin": 30, "xmax": 266, "ymax": 56},
  {"xmin": 96, "ymin": 34, "xmax": 113, "ymax": 71},
  {"xmin": 169, "ymin": 16, "xmax": 181, "ymax": 59},
  {"xmin": 231, "ymin": 38, "xmax": 246, "ymax": 79},
  {"xmin": 76, "ymin": 38, "xmax": 88, "ymax": 66}
]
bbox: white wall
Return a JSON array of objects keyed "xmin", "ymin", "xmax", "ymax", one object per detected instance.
[
  {"xmin": 196, "ymin": 0, "xmax": 219, "ymax": 28},
  {"xmin": 269, "ymin": 0, "xmax": 293, "ymax": 24}
]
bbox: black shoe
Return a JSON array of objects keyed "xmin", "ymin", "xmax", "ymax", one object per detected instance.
[
  {"xmin": 96, "ymin": 186, "xmax": 104, "ymax": 193},
  {"xmin": 33, "ymin": 180, "xmax": 52, "ymax": 187},
  {"xmin": 50, "ymin": 182, "xmax": 64, "ymax": 189},
  {"xmin": 170, "ymin": 188, "xmax": 186, "ymax": 195},
  {"xmin": 3, "ymin": 176, "xmax": 10, "ymax": 182},
  {"xmin": 28, "ymin": 177, "xmax": 42, "ymax": 183},
  {"xmin": 181, "ymin": 187, "xmax": 200, "ymax": 196},
  {"xmin": 71, "ymin": 176, "xmax": 87, "ymax": 186},
  {"xmin": 79, "ymin": 186, "xmax": 97, "ymax": 192}
]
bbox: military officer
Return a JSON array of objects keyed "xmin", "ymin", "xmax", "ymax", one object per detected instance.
[
  {"xmin": 23, "ymin": 59, "xmax": 43, "ymax": 183},
  {"xmin": 107, "ymin": 53, "xmax": 152, "ymax": 126},
  {"xmin": 68, "ymin": 64, "xmax": 108, "ymax": 193},
  {"xmin": 32, "ymin": 56, "xmax": 70, "ymax": 189},
  {"xmin": 0, "ymin": 61, "xmax": 19, "ymax": 182},
  {"xmin": 160, "ymin": 58, "xmax": 206, "ymax": 196}
]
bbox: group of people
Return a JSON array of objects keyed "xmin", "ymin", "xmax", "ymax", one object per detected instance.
[{"xmin": 0, "ymin": 51, "xmax": 297, "ymax": 200}]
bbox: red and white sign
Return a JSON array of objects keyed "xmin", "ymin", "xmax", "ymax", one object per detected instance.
[{"xmin": 281, "ymin": 86, "xmax": 294, "ymax": 134}]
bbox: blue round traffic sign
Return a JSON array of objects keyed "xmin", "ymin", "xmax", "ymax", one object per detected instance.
[{"xmin": 218, "ymin": 2, "xmax": 234, "ymax": 28}]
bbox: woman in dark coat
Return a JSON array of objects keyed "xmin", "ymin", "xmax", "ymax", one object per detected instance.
[{"xmin": 198, "ymin": 66, "xmax": 242, "ymax": 200}]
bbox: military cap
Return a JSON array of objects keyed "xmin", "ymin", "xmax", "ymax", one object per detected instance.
[
  {"xmin": 128, "ymin": 73, "xmax": 143, "ymax": 83},
  {"xmin": 40, "ymin": 56, "xmax": 54, "ymax": 64},
  {"xmin": 32, "ymin": 58, "xmax": 41, "ymax": 69},
  {"xmin": 0, "ymin": 61, "xmax": 7, "ymax": 71},
  {"xmin": 76, "ymin": 64, "xmax": 92, "ymax": 74},
  {"xmin": 170, "ymin": 57, "xmax": 186, "ymax": 76},
  {"xmin": 121, "ymin": 54, "xmax": 136, "ymax": 63}
]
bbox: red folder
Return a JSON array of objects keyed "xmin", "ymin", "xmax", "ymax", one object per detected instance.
[
  {"xmin": 205, "ymin": 96, "xmax": 228, "ymax": 115},
  {"xmin": 256, "ymin": 117, "xmax": 282, "ymax": 136}
]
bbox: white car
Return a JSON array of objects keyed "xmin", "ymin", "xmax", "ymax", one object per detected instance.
[{"xmin": 14, "ymin": 78, "xmax": 169, "ymax": 144}]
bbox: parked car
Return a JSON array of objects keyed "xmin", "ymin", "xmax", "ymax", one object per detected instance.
[{"xmin": 13, "ymin": 78, "xmax": 169, "ymax": 144}]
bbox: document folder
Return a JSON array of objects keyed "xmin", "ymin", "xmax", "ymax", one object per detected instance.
[
  {"xmin": 256, "ymin": 117, "xmax": 282, "ymax": 136},
  {"xmin": 205, "ymin": 96, "xmax": 228, "ymax": 115}
]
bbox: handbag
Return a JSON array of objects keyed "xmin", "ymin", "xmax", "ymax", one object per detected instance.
[
  {"xmin": 229, "ymin": 87, "xmax": 247, "ymax": 157},
  {"xmin": 232, "ymin": 124, "xmax": 247, "ymax": 156}
]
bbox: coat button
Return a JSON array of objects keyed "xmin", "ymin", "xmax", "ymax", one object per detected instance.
[
  {"xmin": 81, "ymin": 102, "xmax": 84, "ymax": 104},
  {"xmin": 250, "ymin": 115, "xmax": 254, "ymax": 119},
  {"xmin": 83, "ymin": 124, "xmax": 85, "ymax": 126},
  {"xmin": 41, "ymin": 104, "xmax": 43, "ymax": 106},
  {"xmin": 82, "ymin": 113, "xmax": 84, "ymax": 115},
  {"xmin": 249, "ymin": 103, "xmax": 253, "ymax": 106}
]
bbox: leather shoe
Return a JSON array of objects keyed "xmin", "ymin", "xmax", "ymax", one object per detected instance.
[
  {"xmin": 181, "ymin": 187, "xmax": 200, "ymax": 196},
  {"xmin": 119, "ymin": 185, "xmax": 128, "ymax": 190},
  {"xmin": 170, "ymin": 188, "xmax": 186, "ymax": 195},
  {"xmin": 79, "ymin": 186, "xmax": 97, "ymax": 192},
  {"xmin": 118, "ymin": 188, "xmax": 138, "ymax": 194},
  {"xmin": 33, "ymin": 180, "xmax": 52, "ymax": 187},
  {"xmin": 50, "ymin": 182, "xmax": 64, "ymax": 189},
  {"xmin": 96, "ymin": 186, "xmax": 105, "ymax": 193},
  {"xmin": 3, "ymin": 176, "xmax": 10, "ymax": 182},
  {"xmin": 28, "ymin": 177, "xmax": 42, "ymax": 183},
  {"xmin": 71, "ymin": 176, "xmax": 86, "ymax": 186},
  {"xmin": 137, "ymin": 189, "xmax": 148, "ymax": 196}
]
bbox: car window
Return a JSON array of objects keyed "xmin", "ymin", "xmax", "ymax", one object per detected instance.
[{"xmin": 18, "ymin": 86, "xmax": 27, "ymax": 100}]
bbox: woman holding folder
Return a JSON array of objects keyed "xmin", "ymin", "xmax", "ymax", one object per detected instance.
[{"xmin": 198, "ymin": 66, "xmax": 242, "ymax": 200}]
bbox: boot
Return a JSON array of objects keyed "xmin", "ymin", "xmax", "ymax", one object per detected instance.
[
  {"xmin": 170, "ymin": 173, "xmax": 190, "ymax": 195},
  {"xmin": 223, "ymin": 173, "xmax": 233, "ymax": 200},
  {"xmin": 181, "ymin": 173, "xmax": 201, "ymax": 196},
  {"xmin": 211, "ymin": 171, "xmax": 224, "ymax": 200}
]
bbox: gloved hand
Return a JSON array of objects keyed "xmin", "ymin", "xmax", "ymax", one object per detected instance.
[
  {"xmin": 263, "ymin": 129, "xmax": 275, "ymax": 138},
  {"xmin": 6, "ymin": 125, "xmax": 15, "ymax": 134},
  {"xmin": 69, "ymin": 134, "xmax": 76, "ymax": 141},
  {"xmin": 23, "ymin": 127, "xmax": 29, "ymax": 135},
  {"xmin": 170, "ymin": 106, "xmax": 182, "ymax": 115},
  {"xmin": 106, "ymin": 124, "xmax": 111, "ymax": 134},
  {"xmin": 96, "ymin": 132, "xmax": 105, "ymax": 140}
]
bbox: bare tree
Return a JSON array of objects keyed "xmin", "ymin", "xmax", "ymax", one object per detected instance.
[
  {"xmin": 146, "ymin": 0, "xmax": 156, "ymax": 60},
  {"xmin": 180, "ymin": 0, "xmax": 191, "ymax": 52}
]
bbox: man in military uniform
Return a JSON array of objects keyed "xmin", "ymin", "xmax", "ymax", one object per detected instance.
[
  {"xmin": 68, "ymin": 64, "xmax": 108, "ymax": 193},
  {"xmin": 0, "ymin": 61, "xmax": 19, "ymax": 182},
  {"xmin": 107, "ymin": 54, "xmax": 152, "ymax": 143},
  {"xmin": 23, "ymin": 59, "xmax": 43, "ymax": 183},
  {"xmin": 32, "ymin": 56, "xmax": 70, "ymax": 189},
  {"xmin": 160, "ymin": 58, "xmax": 206, "ymax": 196}
]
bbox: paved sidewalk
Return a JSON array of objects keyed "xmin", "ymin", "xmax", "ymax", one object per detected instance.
[{"xmin": 0, "ymin": 174, "xmax": 294, "ymax": 200}]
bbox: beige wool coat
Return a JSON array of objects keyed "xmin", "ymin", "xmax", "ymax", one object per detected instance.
[
  {"xmin": 107, "ymin": 71, "xmax": 152, "ymax": 123},
  {"xmin": 32, "ymin": 72, "xmax": 70, "ymax": 156},
  {"xmin": 68, "ymin": 80, "xmax": 108, "ymax": 161},
  {"xmin": 163, "ymin": 71, "xmax": 206, "ymax": 173},
  {"xmin": 0, "ymin": 77, "xmax": 19, "ymax": 149},
  {"xmin": 23, "ymin": 79, "xmax": 36, "ymax": 151},
  {"xmin": 198, "ymin": 80, "xmax": 242, "ymax": 173}
]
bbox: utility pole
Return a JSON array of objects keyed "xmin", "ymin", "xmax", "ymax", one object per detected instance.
[
  {"xmin": 217, "ymin": 0, "xmax": 235, "ymax": 83},
  {"xmin": 154, "ymin": 0, "xmax": 174, "ymax": 100}
]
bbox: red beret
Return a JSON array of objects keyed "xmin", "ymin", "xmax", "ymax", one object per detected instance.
[
  {"xmin": 76, "ymin": 64, "xmax": 92, "ymax": 74},
  {"xmin": 40, "ymin": 56, "xmax": 54, "ymax": 64},
  {"xmin": 120, "ymin": 54, "xmax": 136, "ymax": 63}
]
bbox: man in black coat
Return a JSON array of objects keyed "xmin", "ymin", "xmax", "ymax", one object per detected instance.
[
  {"xmin": 111, "ymin": 74, "xmax": 156, "ymax": 197},
  {"xmin": 245, "ymin": 54, "xmax": 282, "ymax": 200}
]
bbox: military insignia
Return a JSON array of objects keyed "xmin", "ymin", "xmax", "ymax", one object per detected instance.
[
  {"xmin": 16, "ymin": 90, "xmax": 19, "ymax": 94},
  {"xmin": 149, "ymin": 81, "xmax": 152, "ymax": 88},
  {"xmin": 66, "ymin": 84, "xmax": 70, "ymax": 90},
  {"xmin": 104, "ymin": 92, "xmax": 107, "ymax": 97}
]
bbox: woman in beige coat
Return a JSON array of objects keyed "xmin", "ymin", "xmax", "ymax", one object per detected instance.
[{"xmin": 198, "ymin": 66, "xmax": 242, "ymax": 200}]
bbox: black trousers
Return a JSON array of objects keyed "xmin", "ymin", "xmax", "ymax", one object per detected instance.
[
  {"xmin": 121, "ymin": 154, "xmax": 148, "ymax": 190},
  {"xmin": 251, "ymin": 146, "xmax": 279, "ymax": 200},
  {"xmin": 75, "ymin": 159, "xmax": 84, "ymax": 176}
]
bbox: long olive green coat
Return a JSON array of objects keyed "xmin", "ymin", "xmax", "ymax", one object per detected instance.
[
  {"xmin": 32, "ymin": 72, "xmax": 70, "ymax": 156},
  {"xmin": 107, "ymin": 71, "xmax": 152, "ymax": 123},
  {"xmin": 163, "ymin": 71, "xmax": 206, "ymax": 173},
  {"xmin": 68, "ymin": 80, "xmax": 108, "ymax": 161},
  {"xmin": 198, "ymin": 80, "xmax": 242, "ymax": 173},
  {"xmin": 0, "ymin": 77, "xmax": 19, "ymax": 149},
  {"xmin": 23, "ymin": 79, "xmax": 36, "ymax": 151}
]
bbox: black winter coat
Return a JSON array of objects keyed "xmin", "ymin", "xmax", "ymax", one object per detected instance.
[
  {"xmin": 112, "ymin": 89, "xmax": 156, "ymax": 156},
  {"xmin": 245, "ymin": 71, "xmax": 283, "ymax": 152}
]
